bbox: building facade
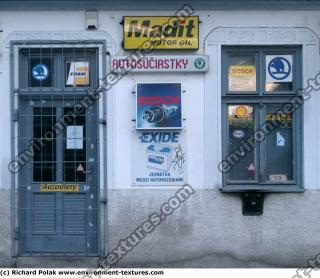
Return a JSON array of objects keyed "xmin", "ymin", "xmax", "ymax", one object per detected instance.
[{"xmin": 0, "ymin": 0, "xmax": 320, "ymax": 267}]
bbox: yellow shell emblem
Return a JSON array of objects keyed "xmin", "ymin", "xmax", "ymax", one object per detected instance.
[{"xmin": 235, "ymin": 106, "xmax": 248, "ymax": 118}]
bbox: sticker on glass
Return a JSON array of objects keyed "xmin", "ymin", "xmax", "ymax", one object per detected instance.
[
  {"xmin": 32, "ymin": 64, "xmax": 49, "ymax": 81},
  {"xmin": 269, "ymin": 174, "xmax": 287, "ymax": 182},
  {"xmin": 229, "ymin": 66, "xmax": 255, "ymax": 76},
  {"xmin": 232, "ymin": 129, "xmax": 245, "ymax": 139},
  {"xmin": 229, "ymin": 105, "xmax": 254, "ymax": 128},
  {"xmin": 228, "ymin": 63, "xmax": 256, "ymax": 91},
  {"xmin": 248, "ymin": 163, "xmax": 256, "ymax": 171},
  {"xmin": 77, "ymin": 163, "xmax": 84, "ymax": 172},
  {"xmin": 66, "ymin": 61, "xmax": 90, "ymax": 86},
  {"xmin": 266, "ymin": 55, "xmax": 293, "ymax": 82},
  {"xmin": 276, "ymin": 132, "xmax": 285, "ymax": 146},
  {"xmin": 234, "ymin": 105, "xmax": 248, "ymax": 118}
]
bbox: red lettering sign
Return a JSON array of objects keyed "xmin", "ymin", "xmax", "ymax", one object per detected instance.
[{"xmin": 138, "ymin": 96, "xmax": 180, "ymax": 105}]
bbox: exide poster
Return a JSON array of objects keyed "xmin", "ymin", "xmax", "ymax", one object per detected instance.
[
  {"xmin": 132, "ymin": 131, "xmax": 187, "ymax": 186},
  {"xmin": 136, "ymin": 83, "xmax": 182, "ymax": 129}
]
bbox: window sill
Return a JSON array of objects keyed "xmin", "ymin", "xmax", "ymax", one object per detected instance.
[{"xmin": 221, "ymin": 184, "xmax": 304, "ymax": 193}]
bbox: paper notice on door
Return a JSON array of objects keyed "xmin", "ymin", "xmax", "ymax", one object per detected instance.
[{"xmin": 67, "ymin": 126, "xmax": 83, "ymax": 149}]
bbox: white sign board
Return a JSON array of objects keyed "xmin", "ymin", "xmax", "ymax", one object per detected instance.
[
  {"xmin": 266, "ymin": 55, "xmax": 293, "ymax": 82},
  {"xmin": 132, "ymin": 131, "xmax": 187, "ymax": 186},
  {"xmin": 112, "ymin": 55, "xmax": 209, "ymax": 73},
  {"xmin": 66, "ymin": 61, "xmax": 89, "ymax": 86},
  {"xmin": 67, "ymin": 126, "xmax": 83, "ymax": 149}
]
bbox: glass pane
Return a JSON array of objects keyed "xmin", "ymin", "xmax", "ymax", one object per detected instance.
[
  {"xmin": 63, "ymin": 107, "xmax": 86, "ymax": 182},
  {"xmin": 265, "ymin": 82, "xmax": 292, "ymax": 92},
  {"xmin": 265, "ymin": 55, "xmax": 293, "ymax": 92},
  {"xmin": 33, "ymin": 107, "xmax": 56, "ymax": 182},
  {"xmin": 227, "ymin": 105, "xmax": 256, "ymax": 181},
  {"xmin": 265, "ymin": 106, "xmax": 293, "ymax": 181},
  {"xmin": 228, "ymin": 55, "xmax": 256, "ymax": 92}
]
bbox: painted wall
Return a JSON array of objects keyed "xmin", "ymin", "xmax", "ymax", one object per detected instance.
[{"xmin": 0, "ymin": 9, "xmax": 319, "ymax": 267}]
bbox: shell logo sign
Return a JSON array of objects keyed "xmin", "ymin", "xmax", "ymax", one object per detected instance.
[
  {"xmin": 123, "ymin": 16, "xmax": 199, "ymax": 50},
  {"xmin": 66, "ymin": 61, "xmax": 90, "ymax": 86},
  {"xmin": 235, "ymin": 106, "xmax": 248, "ymax": 118}
]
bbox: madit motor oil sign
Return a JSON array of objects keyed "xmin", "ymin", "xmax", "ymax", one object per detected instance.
[{"xmin": 123, "ymin": 16, "xmax": 199, "ymax": 50}]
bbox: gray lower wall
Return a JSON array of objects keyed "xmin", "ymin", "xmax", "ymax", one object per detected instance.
[
  {"xmin": 0, "ymin": 190, "xmax": 12, "ymax": 267},
  {"xmin": 1, "ymin": 188, "xmax": 320, "ymax": 267},
  {"xmin": 107, "ymin": 189, "xmax": 320, "ymax": 267}
]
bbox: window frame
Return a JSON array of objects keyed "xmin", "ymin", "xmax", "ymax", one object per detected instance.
[{"xmin": 221, "ymin": 46, "xmax": 303, "ymax": 192}]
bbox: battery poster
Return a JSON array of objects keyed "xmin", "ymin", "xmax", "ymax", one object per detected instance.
[{"xmin": 132, "ymin": 131, "xmax": 187, "ymax": 186}]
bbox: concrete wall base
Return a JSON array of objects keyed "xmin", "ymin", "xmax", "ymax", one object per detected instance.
[{"xmin": 1, "ymin": 189, "xmax": 320, "ymax": 267}]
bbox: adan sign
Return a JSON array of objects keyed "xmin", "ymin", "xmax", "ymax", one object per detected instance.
[{"xmin": 123, "ymin": 16, "xmax": 199, "ymax": 50}]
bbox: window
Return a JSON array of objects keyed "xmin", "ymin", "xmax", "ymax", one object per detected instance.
[
  {"xmin": 19, "ymin": 47, "xmax": 97, "ymax": 90},
  {"xmin": 222, "ymin": 46, "xmax": 302, "ymax": 192}
]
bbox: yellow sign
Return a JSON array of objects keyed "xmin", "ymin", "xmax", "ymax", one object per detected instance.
[
  {"xmin": 235, "ymin": 106, "xmax": 248, "ymax": 118},
  {"xmin": 40, "ymin": 183, "xmax": 80, "ymax": 192},
  {"xmin": 265, "ymin": 114, "xmax": 292, "ymax": 122},
  {"xmin": 123, "ymin": 16, "xmax": 199, "ymax": 50},
  {"xmin": 229, "ymin": 66, "xmax": 256, "ymax": 76}
]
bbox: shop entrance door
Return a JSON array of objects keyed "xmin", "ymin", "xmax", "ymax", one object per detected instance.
[{"xmin": 18, "ymin": 96, "xmax": 98, "ymax": 255}]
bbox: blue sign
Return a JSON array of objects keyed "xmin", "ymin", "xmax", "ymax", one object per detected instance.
[
  {"xmin": 267, "ymin": 56, "xmax": 292, "ymax": 81},
  {"xmin": 136, "ymin": 83, "xmax": 182, "ymax": 129},
  {"xmin": 32, "ymin": 64, "xmax": 49, "ymax": 81}
]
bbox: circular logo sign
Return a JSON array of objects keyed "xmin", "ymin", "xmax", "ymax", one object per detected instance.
[
  {"xmin": 268, "ymin": 57, "xmax": 291, "ymax": 81},
  {"xmin": 232, "ymin": 129, "xmax": 245, "ymax": 139},
  {"xmin": 235, "ymin": 106, "xmax": 248, "ymax": 118},
  {"xmin": 194, "ymin": 58, "xmax": 205, "ymax": 70},
  {"xmin": 32, "ymin": 64, "xmax": 49, "ymax": 81}
]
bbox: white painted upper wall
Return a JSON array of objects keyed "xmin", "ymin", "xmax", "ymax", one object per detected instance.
[
  {"xmin": 1, "ymin": 10, "xmax": 320, "ymax": 53},
  {"xmin": 0, "ymin": 10, "xmax": 319, "ymax": 190}
]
